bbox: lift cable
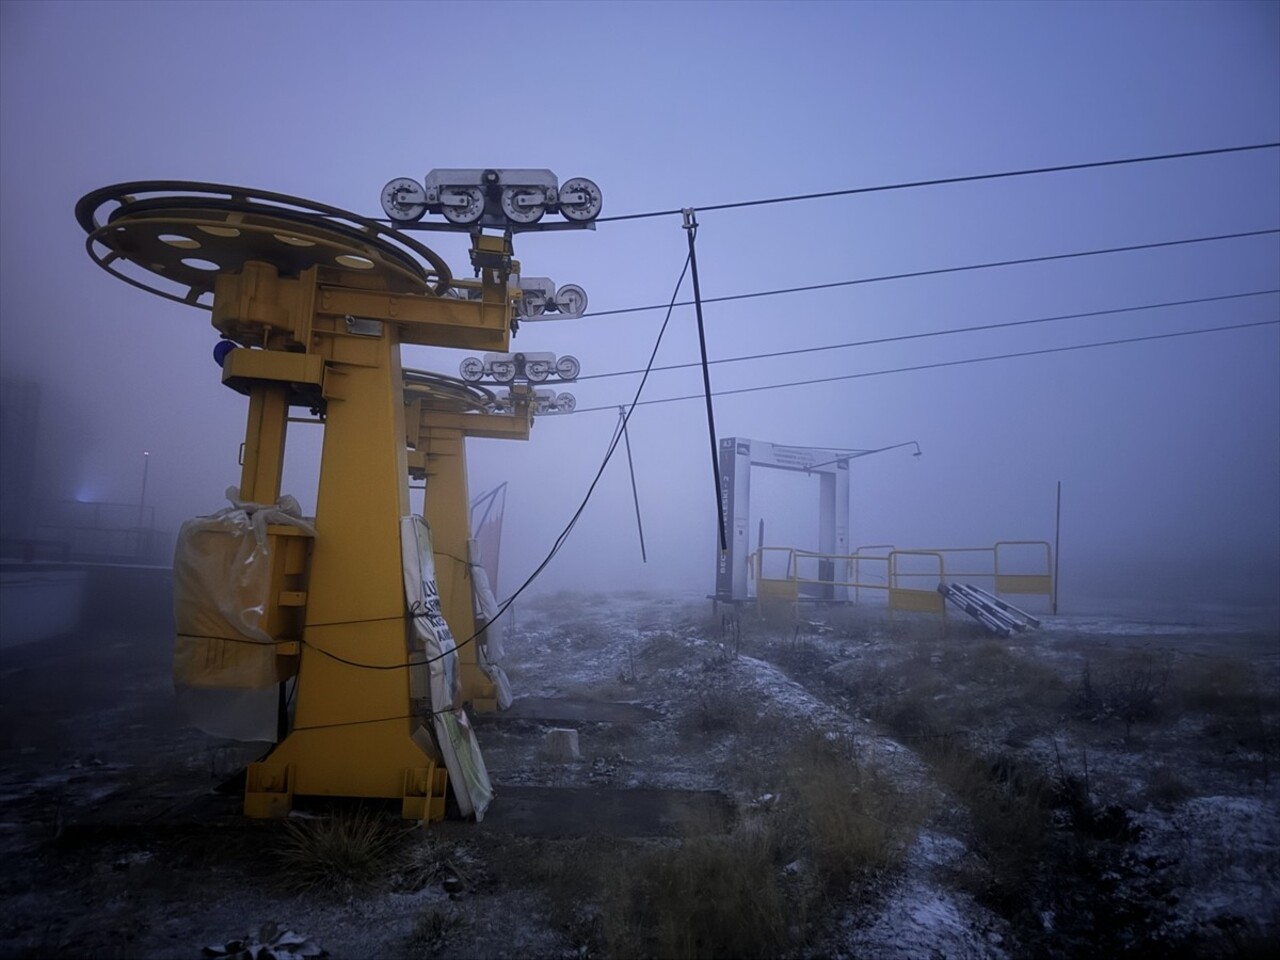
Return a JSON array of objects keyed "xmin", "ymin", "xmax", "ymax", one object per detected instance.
[
  {"xmin": 179, "ymin": 312, "xmax": 1279, "ymax": 689},
  {"xmin": 569, "ymin": 317, "xmax": 1280, "ymax": 415},
  {"xmin": 260, "ymin": 303, "xmax": 1277, "ymax": 728},
  {"xmin": 575, "ymin": 288, "xmax": 1280, "ymax": 384},
  {"xmin": 590, "ymin": 142, "xmax": 1280, "ymax": 223},
  {"xmin": 289, "ymin": 252, "xmax": 694, "ymax": 685},
  {"xmin": 492, "ymin": 253, "xmax": 691, "ymax": 597},
  {"xmin": 577, "ymin": 228, "xmax": 1280, "ymax": 320},
  {"xmin": 368, "ymin": 144, "xmax": 1279, "ymax": 230},
  {"xmin": 617, "ymin": 406, "xmax": 648, "ymax": 563}
]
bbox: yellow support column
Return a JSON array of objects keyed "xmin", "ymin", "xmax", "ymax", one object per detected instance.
[
  {"xmin": 239, "ymin": 383, "xmax": 289, "ymax": 503},
  {"xmin": 405, "ymin": 396, "xmax": 531, "ymax": 714},
  {"xmin": 244, "ymin": 321, "xmax": 443, "ymax": 818},
  {"xmin": 73, "ymin": 181, "xmax": 540, "ymax": 821},
  {"xmin": 420, "ymin": 423, "xmax": 494, "ymax": 711}
]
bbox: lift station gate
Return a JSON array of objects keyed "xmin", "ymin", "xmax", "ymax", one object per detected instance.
[{"xmin": 715, "ymin": 437, "xmax": 850, "ymax": 604}]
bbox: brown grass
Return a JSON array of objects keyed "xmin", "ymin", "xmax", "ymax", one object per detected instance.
[
  {"xmin": 1172, "ymin": 656, "xmax": 1260, "ymax": 714},
  {"xmin": 684, "ymin": 683, "xmax": 756, "ymax": 735},
  {"xmin": 601, "ymin": 826, "xmax": 790, "ymax": 960},
  {"xmin": 275, "ymin": 808, "xmax": 407, "ymax": 896},
  {"xmin": 403, "ymin": 905, "xmax": 465, "ymax": 958},
  {"xmin": 929, "ymin": 743, "xmax": 1055, "ymax": 903},
  {"xmin": 781, "ymin": 736, "xmax": 919, "ymax": 892}
]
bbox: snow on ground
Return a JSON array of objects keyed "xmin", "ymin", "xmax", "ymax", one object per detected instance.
[
  {"xmin": 833, "ymin": 828, "xmax": 1012, "ymax": 960},
  {"xmin": 1132, "ymin": 795, "xmax": 1280, "ymax": 942},
  {"xmin": 2, "ymin": 591, "xmax": 1276, "ymax": 957}
]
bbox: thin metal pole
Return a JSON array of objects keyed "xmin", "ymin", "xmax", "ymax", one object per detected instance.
[
  {"xmin": 619, "ymin": 407, "xmax": 648, "ymax": 562},
  {"xmin": 138, "ymin": 451, "xmax": 150, "ymax": 528},
  {"xmin": 1053, "ymin": 480, "xmax": 1061, "ymax": 615},
  {"xmin": 684, "ymin": 209, "xmax": 727, "ymax": 552}
]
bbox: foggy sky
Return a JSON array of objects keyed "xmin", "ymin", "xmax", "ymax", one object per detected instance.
[{"xmin": 1, "ymin": 1, "xmax": 1277, "ymax": 621}]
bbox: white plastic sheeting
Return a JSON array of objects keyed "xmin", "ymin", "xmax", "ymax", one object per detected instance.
[
  {"xmin": 172, "ymin": 489, "xmax": 315, "ymax": 742},
  {"xmin": 401, "ymin": 516, "xmax": 493, "ymax": 821},
  {"xmin": 469, "ymin": 540, "xmax": 512, "ymax": 710}
]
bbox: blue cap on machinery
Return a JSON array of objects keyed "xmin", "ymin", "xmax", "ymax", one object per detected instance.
[{"xmin": 213, "ymin": 340, "xmax": 238, "ymax": 368}]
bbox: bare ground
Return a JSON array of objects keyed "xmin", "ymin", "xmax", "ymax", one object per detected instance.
[{"xmin": 1, "ymin": 592, "xmax": 1277, "ymax": 958}]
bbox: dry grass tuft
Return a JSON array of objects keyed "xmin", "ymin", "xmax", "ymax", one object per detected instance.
[
  {"xmin": 935, "ymin": 744, "xmax": 1054, "ymax": 886},
  {"xmin": 1172, "ymin": 656, "xmax": 1259, "ymax": 714},
  {"xmin": 782, "ymin": 736, "xmax": 919, "ymax": 891},
  {"xmin": 595, "ymin": 730, "xmax": 917, "ymax": 958},
  {"xmin": 639, "ymin": 631, "xmax": 694, "ymax": 670},
  {"xmin": 684, "ymin": 683, "xmax": 756, "ymax": 736},
  {"xmin": 403, "ymin": 905, "xmax": 465, "ymax": 957},
  {"xmin": 601, "ymin": 827, "xmax": 789, "ymax": 960},
  {"xmin": 275, "ymin": 808, "xmax": 406, "ymax": 896}
]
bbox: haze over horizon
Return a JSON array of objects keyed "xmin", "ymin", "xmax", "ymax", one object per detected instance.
[{"xmin": 1, "ymin": 1, "xmax": 1277, "ymax": 625}]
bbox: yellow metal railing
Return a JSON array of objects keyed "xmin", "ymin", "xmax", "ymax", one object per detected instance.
[
  {"xmin": 995, "ymin": 540, "xmax": 1054, "ymax": 599},
  {"xmin": 852, "ymin": 544, "xmax": 894, "ymax": 604},
  {"xmin": 749, "ymin": 540, "xmax": 1054, "ymax": 618},
  {"xmin": 888, "ymin": 549, "xmax": 948, "ymax": 618}
]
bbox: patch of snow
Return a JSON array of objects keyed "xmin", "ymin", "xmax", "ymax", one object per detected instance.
[
  {"xmin": 1132, "ymin": 794, "xmax": 1280, "ymax": 940},
  {"xmin": 840, "ymin": 879, "xmax": 1008, "ymax": 959}
]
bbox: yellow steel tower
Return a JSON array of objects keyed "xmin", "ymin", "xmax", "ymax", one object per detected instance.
[
  {"xmin": 403, "ymin": 370, "xmax": 533, "ymax": 712},
  {"xmin": 75, "ymin": 175, "xmax": 600, "ymax": 818}
]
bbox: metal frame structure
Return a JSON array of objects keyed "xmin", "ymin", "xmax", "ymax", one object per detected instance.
[
  {"xmin": 715, "ymin": 437, "xmax": 852, "ymax": 604},
  {"xmin": 715, "ymin": 437, "xmax": 922, "ymax": 605},
  {"xmin": 75, "ymin": 179, "xmax": 591, "ymax": 819},
  {"xmin": 751, "ymin": 540, "xmax": 1055, "ymax": 622}
]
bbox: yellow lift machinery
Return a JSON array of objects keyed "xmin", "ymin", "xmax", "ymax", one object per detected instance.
[
  {"xmin": 75, "ymin": 174, "xmax": 601, "ymax": 820},
  {"xmin": 403, "ymin": 369, "xmax": 533, "ymax": 713}
]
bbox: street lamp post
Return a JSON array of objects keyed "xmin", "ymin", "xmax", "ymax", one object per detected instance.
[{"xmin": 804, "ymin": 440, "xmax": 923, "ymax": 472}]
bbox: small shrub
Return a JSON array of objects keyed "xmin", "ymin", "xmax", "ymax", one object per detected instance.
[
  {"xmin": 203, "ymin": 922, "xmax": 325, "ymax": 960},
  {"xmin": 404, "ymin": 906, "xmax": 463, "ymax": 957},
  {"xmin": 777, "ymin": 627, "xmax": 824, "ymax": 671},
  {"xmin": 275, "ymin": 809, "xmax": 405, "ymax": 896},
  {"xmin": 1076, "ymin": 652, "xmax": 1171, "ymax": 736},
  {"xmin": 685, "ymin": 684, "xmax": 754, "ymax": 735}
]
